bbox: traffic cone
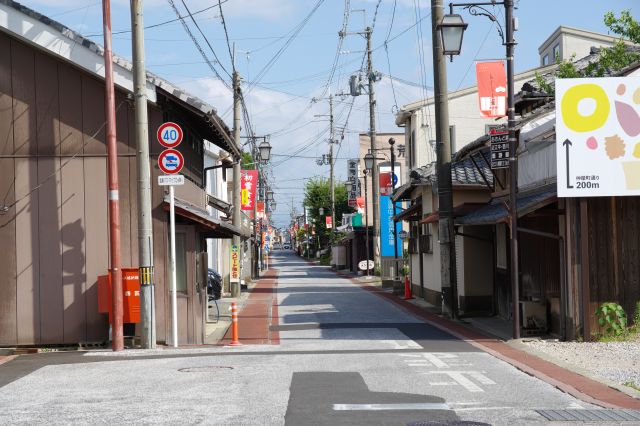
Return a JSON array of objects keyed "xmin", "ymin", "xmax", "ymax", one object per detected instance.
[{"xmin": 403, "ymin": 275, "xmax": 413, "ymax": 300}]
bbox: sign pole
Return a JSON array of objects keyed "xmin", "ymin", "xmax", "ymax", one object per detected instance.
[{"xmin": 169, "ymin": 184, "xmax": 178, "ymax": 347}]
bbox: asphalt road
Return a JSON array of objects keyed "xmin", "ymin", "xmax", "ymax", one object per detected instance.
[{"xmin": 0, "ymin": 251, "xmax": 611, "ymax": 425}]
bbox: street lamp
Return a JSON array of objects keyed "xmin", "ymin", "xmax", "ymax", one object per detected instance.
[
  {"xmin": 441, "ymin": 0, "xmax": 519, "ymax": 339},
  {"xmin": 259, "ymin": 139, "xmax": 272, "ymax": 162},
  {"xmin": 363, "ymin": 152, "xmax": 375, "ymax": 171},
  {"xmin": 362, "ymin": 169, "xmax": 371, "ymax": 278},
  {"xmin": 438, "ymin": 13, "xmax": 468, "ymax": 59},
  {"xmin": 266, "ymin": 189, "xmax": 274, "ymax": 202}
]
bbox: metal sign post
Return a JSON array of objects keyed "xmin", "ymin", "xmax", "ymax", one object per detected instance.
[
  {"xmin": 168, "ymin": 184, "xmax": 178, "ymax": 347},
  {"xmin": 158, "ymin": 122, "xmax": 184, "ymax": 347}
]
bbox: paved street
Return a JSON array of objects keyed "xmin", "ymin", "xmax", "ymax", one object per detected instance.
[{"xmin": 0, "ymin": 251, "xmax": 626, "ymax": 425}]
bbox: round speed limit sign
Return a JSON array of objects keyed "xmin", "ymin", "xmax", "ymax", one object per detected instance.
[{"xmin": 157, "ymin": 122, "xmax": 183, "ymax": 148}]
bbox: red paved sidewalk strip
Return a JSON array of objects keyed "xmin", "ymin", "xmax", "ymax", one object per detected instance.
[
  {"xmin": 0, "ymin": 356, "xmax": 16, "ymax": 366},
  {"xmin": 335, "ymin": 271, "xmax": 640, "ymax": 410},
  {"xmin": 222, "ymin": 269, "xmax": 280, "ymax": 345}
]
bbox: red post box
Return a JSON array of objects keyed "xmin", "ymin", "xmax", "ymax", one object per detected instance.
[{"xmin": 98, "ymin": 268, "xmax": 141, "ymax": 323}]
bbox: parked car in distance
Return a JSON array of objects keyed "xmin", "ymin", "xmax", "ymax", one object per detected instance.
[{"xmin": 207, "ymin": 268, "xmax": 222, "ymax": 300}]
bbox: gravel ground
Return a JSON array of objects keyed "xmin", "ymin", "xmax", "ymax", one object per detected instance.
[{"xmin": 521, "ymin": 339, "xmax": 640, "ymax": 391}]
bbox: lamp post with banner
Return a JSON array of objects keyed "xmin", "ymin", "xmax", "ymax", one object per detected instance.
[{"xmin": 438, "ymin": 0, "xmax": 519, "ymax": 338}]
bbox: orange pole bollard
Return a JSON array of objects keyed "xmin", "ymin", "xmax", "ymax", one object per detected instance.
[
  {"xmin": 229, "ymin": 301, "xmax": 242, "ymax": 346},
  {"xmin": 403, "ymin": 275, "xmax": 413, "ymax": 300}
]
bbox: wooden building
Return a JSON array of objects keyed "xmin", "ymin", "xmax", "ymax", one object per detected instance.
[{"xmin": 0, "ymin": 1, "xmax": 242, "ymax": 346}]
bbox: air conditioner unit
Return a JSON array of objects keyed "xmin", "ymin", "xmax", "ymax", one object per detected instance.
[{"xmin": 519, "ymin": 301, "xmax": 547, "ymax": 331}]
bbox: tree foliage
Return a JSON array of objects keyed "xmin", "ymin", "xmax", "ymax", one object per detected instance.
[
  {"xmin": 303, "ymin": 177, "xmax": 353, "ymax": 247},
  {"xmin": 241, "ymin": 151, "xmax": 255, "ymax": 170}
]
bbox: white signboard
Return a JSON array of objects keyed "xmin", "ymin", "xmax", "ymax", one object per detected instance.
[
  {"xmin": 556, "ymin": 77, "xmax": 640, "ymax": 197},
  {"xmin": 358, "ymin": 260, "xmax": 374, "ymax": 271},
  {"xmin": 158, "ymin": 174, "xmax": 185, "ymax": 186}
]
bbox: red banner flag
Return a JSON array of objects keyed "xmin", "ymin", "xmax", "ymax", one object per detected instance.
[
  {"xmin": 475, "ymin": 61, "xmax": 507, "ymax": 118},
  {"xmin": 325, "ymin": 216, "xmax": 333, "ymax": 229},
  {"xmin": 240, "ymin": 170, "xmax": 258, "ymax": 210}
]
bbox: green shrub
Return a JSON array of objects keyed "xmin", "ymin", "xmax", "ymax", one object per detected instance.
[{"xmin": 595, "ymin": 302, "xmax": 628, "ymax": 337}]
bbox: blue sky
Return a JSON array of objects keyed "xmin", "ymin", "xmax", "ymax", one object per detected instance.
[{"xmin": 25, "ymin": 0, "xmax": 638, "ymax": 225}]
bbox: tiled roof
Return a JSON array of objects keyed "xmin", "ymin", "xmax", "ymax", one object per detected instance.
[{"xmin": 410, "ymin": 152, "xmax": 493, "ymax": 187}]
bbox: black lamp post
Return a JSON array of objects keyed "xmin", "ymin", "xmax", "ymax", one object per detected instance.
[
  {"xmin": 439, "ymin": 0, "xmax": 519, "ymax": 339},
  {"xmin": 362, "ymin": 168, "xmax": 371, "ymax": 278}
]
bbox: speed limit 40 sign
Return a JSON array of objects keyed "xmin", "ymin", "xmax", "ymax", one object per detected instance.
[{"xmin": 157, "ymin": 122, "xmax": 183, "ymax": 148}]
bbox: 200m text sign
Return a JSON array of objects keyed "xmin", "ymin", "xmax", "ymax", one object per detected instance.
[
  {"xmin": 158, "ymin": 149, "xmax": 184, "ymax": 174},
  {"xmin": 158, "ymin": 174, "xmax": 185, "ymax": 186},
  {"xmin": 157, "ymin": 122, "xmax": 183, "ymax": 148}
]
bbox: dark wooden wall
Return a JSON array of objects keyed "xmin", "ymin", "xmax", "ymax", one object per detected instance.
[
  {"xmin": 519, "ymin": 215, "xmax": 561, "ymax": 301},
  {"xmin": 588, "ymin": 196, "xmax": 640, "ymax": 329},
  {"xmin": 0, "ymin": 33, "xmax": 143, "ymax": 345}
]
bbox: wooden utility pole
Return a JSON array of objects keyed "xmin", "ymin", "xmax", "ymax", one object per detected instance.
[
  {"xmin": 431, "ymin": 0, "xmax": 458, "ymax": 318},
  {"xmin": 131, "ymin": 0, "xmax": 155, "ymax": 348},
  {"xmin": 231, "ymin": 70, "xmax": 242, "ymax": 298},
  {"xmin": 329, "ymin": 95, "xmax": 336, "ymax": 236},
  {"xmin": 102, "ymin": 0, "xmax": 124, "ymax": 351},
  {"xmin": 365, "ymin": 27, "xmax": 380, "ymax": 272}
]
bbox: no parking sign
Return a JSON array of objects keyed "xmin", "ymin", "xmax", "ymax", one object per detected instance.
[{"xmin": 158, "ymin": 149, "xmax": 184, "ymax": 174}]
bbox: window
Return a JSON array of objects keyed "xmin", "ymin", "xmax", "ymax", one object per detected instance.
[
  {"xmin": 420, "ymin": 222, "xmax": 433, "ymax": 254},
  {"xmin": 553, "ymin": 44, "xmax": 560, "ymax": 62},
  {"xmin": 542, "ymin": 54, "xmax": 549, "ymax": 66}
]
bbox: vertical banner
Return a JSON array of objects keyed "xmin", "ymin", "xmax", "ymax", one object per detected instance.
[
  {"xmin": 325, "ymin": 216, "xmax": 333, "ymax": 229},
  {"xmin": 379, "ymin": 196, "xmax": 403, "ymax": 257},
  {"xmin": 257, "ymin": 201, "xmax": 265, "ymax": 219},
  {"xmin": 240, "ymin": 170, "xmax": 258, "ymax": 210},
  {"xmin": 230, "ymin": 244, "xmax": 240, "ymax": 283},
  {"xmin": 475, "ymin": 61, "xmax": 507, "ymax": 118}
]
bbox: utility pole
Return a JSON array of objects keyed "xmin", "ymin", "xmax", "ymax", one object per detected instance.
[
  {"xmin": 102, "ymin": 0, "xmax": 123, "ymax": 351},
  {"xmin": 253, "ymin": 144, "xmax": 260, "ymax": 279},
  {"xmin": 365, "ymin": 26, "xmax": 380, "ymax": 272},
  {"xmin": 130, "ymin": 0, "xmax": 155, "ymax": 349},
  {"xmin": 431, "ymin": 0, "xmax": 457, "ymax": 318},
  {"xmin": 232, "ymin": 69, "xmax": 242, "ymax": 298},
  {"xmin": 329, "ymin": 95, "xmax": 336, "ymax": 237},
  {"xmin": 505, "ymin": 0, "xmax": 520, "ymax": 338}
]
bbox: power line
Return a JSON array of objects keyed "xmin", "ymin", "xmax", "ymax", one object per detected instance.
[
  {"xmin": 179, "ymin": 0, "xmax": 232, "ymax": 79},
  {"xmin": 85, "ymin": 2, "xmax": 227, "ymax": 37},
  {"xmin": 166, "ymin": 0, "xmax": 231, "ymax": 88},
  {"xmin": 217, "ymin": 0, "xmax": 234, "ymax": 69}
]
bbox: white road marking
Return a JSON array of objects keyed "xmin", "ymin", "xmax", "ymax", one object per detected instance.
[
  {"xmin": 422, "ymin": 371, "xmax": 493, "ymax": 392},
  {"xmin": 467, "ymin": 371, "xmax": 496, "ymax": 385},
  {"xmin": 333, "ymin": 403, "xmax": 450, "ymax": 411},
  {"xmin": 422, "ymin": 353, "xmax": 450, "ymax": 368}
]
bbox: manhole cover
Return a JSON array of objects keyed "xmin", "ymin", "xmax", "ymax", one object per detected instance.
[{"xmin": 178, "ymin": 366, "xmax": 234, "ymax": 373}]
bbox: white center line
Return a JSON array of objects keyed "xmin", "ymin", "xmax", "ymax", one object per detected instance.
[{"xmin": 332, "ymin": 403, "xmax": 450, "ymax": 411}]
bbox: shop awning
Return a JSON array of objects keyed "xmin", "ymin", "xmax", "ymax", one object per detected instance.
[
  {"xmin": 163, "ymin": 195, "xmax": 245, "ymax": 239},
  {"xmin": 419, "ymin": 203, "xmax": 486, "ymax": 225},
  {"xmin": 392, "ymin": 203, "xmax": 422, "ymax": 222},
  {"xmin": 455, "ymin": 187, "xmax": 557, "ymax": 226}
]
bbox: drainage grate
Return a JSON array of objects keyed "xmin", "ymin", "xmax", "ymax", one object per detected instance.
[
  {"xmin": 536, "ymin": 409, "xmax": 640, "ymax": 422},
  {"xmin": 407, "ymin": 422, "xmax": 490, "ymax": 426},
  {"xmin": 178, "ymin": 366, "xmax": 234, "ymax": 373}
]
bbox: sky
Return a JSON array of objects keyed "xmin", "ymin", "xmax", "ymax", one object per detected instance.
[{"xmin": 24, "ymin": 0, "xmax": 638, "ymax": 227}]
